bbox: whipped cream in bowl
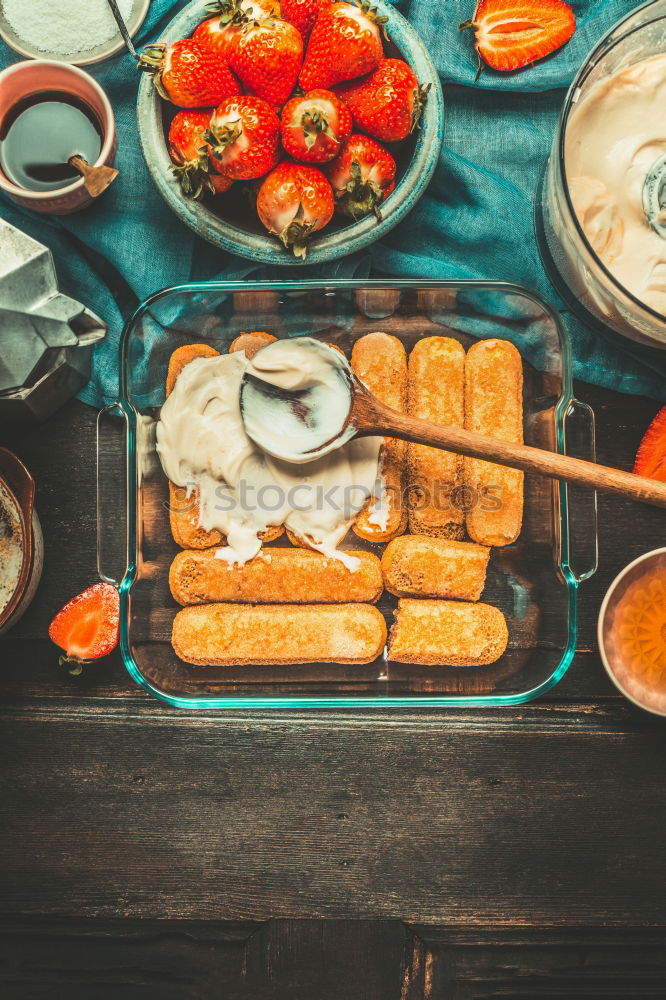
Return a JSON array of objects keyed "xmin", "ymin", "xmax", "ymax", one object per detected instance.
[
  {"xmin": 540, "ymin": 1, "xmax": 666, "ymax": 348},
  {"xmin": 565, "ymin": 53, "xmax": 666, "ymax": 317}
]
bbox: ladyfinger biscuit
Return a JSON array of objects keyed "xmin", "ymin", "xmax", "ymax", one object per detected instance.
[
  {"xmin": 351, "ymin": 332, "xmax": 408, "ymax": 544},
  {"xmin": 166, "ymin": 342, "xmax": 220, "ymax": 396},
  {"xmin": 166, "ymin": 344, "xmax": 224, "ymax": 549},
  {"xmin": 407, "ymin": 337, "xmax": 465, "ymax": 539},
  {"xmin": 228, "ymin": 331, "xmax": 277, "ymax": 358},
  {"xmin": 170, "ymin": 547, "xmax": 383, "ymax": 605},
  {"xmin": 464, "ymin": 340, "xmax": 524, "ymax": 547},
  {"xmin": 172, "ymin": 603, "xmax": 387, "ymax": 666},
  {"xmin": 381, "ymin": 535, "xmax": 490, "ymax": 600},
  {"xmin": 165, "ymin": 342, "xmax": 282, "ymax": 548},
  {"xmin": 388, "ymin": 599, "xmax": 508, "ymax": 666}
]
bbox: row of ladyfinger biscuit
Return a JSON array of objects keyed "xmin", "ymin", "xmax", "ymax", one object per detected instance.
[
  {"xmin": 167, "ymin": 332, "xmax": 523, "ymax": 552},
  {"xmin": 169, "ymin": 538, "xmax": 507, "ymax": 667},
  {"xmin": 172, "ymin": 599, "xmax": 507, "ymax": 668},
  {"xmin": 407, "ymin": 335, "xmax": 524, "ymax": 547},
  {"xmin": 352, "ymin": 332, "xmax": 524, "ymax": 548},
  {"xmin": 169, "ymin": 537, "xmax": 490, "ymax": 606}
]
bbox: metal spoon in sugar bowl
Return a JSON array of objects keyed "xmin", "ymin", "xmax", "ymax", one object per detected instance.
[{"xmin": 240, "ymin": 337, "xmax": 666, "ymax": 510}]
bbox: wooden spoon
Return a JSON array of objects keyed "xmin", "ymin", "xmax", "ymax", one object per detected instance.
[
  {"xmin": 68, "ymin": 155, "xmax": 118, "ymax": 197},
  {"xmin": 241, "ymin": 366, "xmax": 666, "ymax": 510}
]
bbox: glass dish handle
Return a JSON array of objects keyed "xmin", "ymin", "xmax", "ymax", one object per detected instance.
[
  {"xmin": 561, "ymin": 398, "xmax": 599, "ymax": 583},
  {"xmin": 96, "ymin": 404, "xmax": 128, "ymax": 587}
]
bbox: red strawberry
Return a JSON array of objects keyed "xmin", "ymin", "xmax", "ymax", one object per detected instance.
[
  {"xmin": 335, "ymin": 58, "xmax": 429, "ymax": 143},
  {"xmin": 299, "ymin": 1, "xmax": 386, "ymax": 90},
  {"xmin": 210, "ymin": 173, "xmax": 235, "ymax": 194},
  {"xmin": 460, "ymin": 0, "xmax": 576, "ymax": 72},
  {"xmin": 280, "ymin": 89, "xmax": 352, "ymax": 164},
  {"xmin": 168, "ymin": 110, "xmax": 215, "ymax": 199},
  {"xmin": 634, "ymin": 407, "xmax": 666, "ymax": 482},
  {"xmin": 205, "ymin": 96, "xmax": 280, "ymax": 180},
  {"xmin": 256, "ymin": 162, "xmax": 334, "ymax": 257},
  {"xmin": 48, "ymin": 583, "xmax": 119, "ymax": 674},
  {"xmin": 194, "ymin": 0, "xmax": 280, "ymax": 61},
  {"xmin": 281, "ymin": 0, "xmax": 330, "ymax": 41},
  {"xmin": 228, "ymin": 13, "xmax": 303, "ymax": 108},
  {"xmin": 138, "ymin": 39, "xmax": 241, "ymax": 108},
  {"xmin": 325, "ymin": 133, "xmax": 395, "ymax": 220}
]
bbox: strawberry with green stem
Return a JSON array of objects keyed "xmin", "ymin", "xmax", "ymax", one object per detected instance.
[
  {"xmin": 325, "ymin": 133, "xmax": 395, "ymax": 220},
  {"xmin": 226, "ymin": 9, "xmax": 303, "ymax": 108},
  {"xmin": 280, "ymin": 89, "xmax": 352, "ymax": 164},
  {"xmin": 194, "ymin": 0, "xmax": 279, "ymax": 61},
  {"xmin": 335, "ymin": 58, "xmax": 429, "ymax": 143},
  {"xmin": 139, "ymin": 38, "xmax": 241, "ymax": 108},
  {"xmin": 168, "ymin": 111, "xmax": 235, "ymax": 199},
  {"xmin": 256, "ymin": 162, "xmax": 334, "ymax": 257},
  {"xmin": 205, "ymin": 96, "xmax": 280, "ymax": 180},
  {"xmin": 299, "ymin": 1, "xmax": 386, "ymax": 90}
]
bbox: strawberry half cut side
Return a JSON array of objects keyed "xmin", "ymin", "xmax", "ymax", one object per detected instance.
[
  {"xmin": 460, "ymin": 0, "xmax": 576, "ymax": 73},
  {"xmin": 48, "ymin": 582, "xmax": 120, "ymax": 674},
  {"xmin": 634, "ymin": 406, "xmax": 666, "ymax": 483}
]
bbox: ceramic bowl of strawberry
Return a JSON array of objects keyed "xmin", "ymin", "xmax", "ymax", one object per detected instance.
[{"xmin": 137, "ymin": 0, "xmax": 444, "ymax": 264}]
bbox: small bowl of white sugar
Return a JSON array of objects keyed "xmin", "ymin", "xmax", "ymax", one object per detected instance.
[{"xmin": 0, "ymin": 0, "xmax": 150, "ymax": 65}]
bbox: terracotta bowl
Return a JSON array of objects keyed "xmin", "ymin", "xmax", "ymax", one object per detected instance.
[
  {"xmin": 0, "ymin": 448, "xmax": 43, "ymax": 636},
  {"xmin": 137, "ymin": 0, "xmax": 444, "ymax": 264},
  {"xmin": 0, "ymin": 60, "xmax": 117, "ymax": 215},
  {"xmin": 598, "ymin": 547, "xmax": 666, "ymax": 716}
]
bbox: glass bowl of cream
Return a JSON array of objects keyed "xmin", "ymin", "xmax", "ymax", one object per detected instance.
[{"xmin": 540, "ymin": 0, "xmax": 666, "ymax": 349}]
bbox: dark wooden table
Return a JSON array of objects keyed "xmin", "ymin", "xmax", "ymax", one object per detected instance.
[{"xmin": 2, "ymin": 384, "xmax": 666, "ymax": 998}]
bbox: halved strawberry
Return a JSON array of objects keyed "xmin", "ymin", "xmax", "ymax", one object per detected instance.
[
  {"xmin": 48, "ymin": 583, "xmax": 120, "ymax": 674},
  {"xmin": 634, "ymin": 406, "xmax": 666, "ymax": 482},
  {"xmin": 460, "ymin": 0, "xmax": 576, "ymax": 73}
]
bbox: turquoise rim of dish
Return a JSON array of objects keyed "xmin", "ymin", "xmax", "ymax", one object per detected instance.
[
  {"xmin": 136, "ymin": 0, "xmax": 445, "ymax": 265},
  {"xmin": 114, "ymin": 278, "xmax": 582, "ymax": 711}
]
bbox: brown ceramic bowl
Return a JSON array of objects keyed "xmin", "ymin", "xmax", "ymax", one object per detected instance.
[{"xmin": 0, "ymin": 448, "xmax": 43, "ymax": 636}]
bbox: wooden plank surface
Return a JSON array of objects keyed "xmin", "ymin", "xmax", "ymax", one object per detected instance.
[
  {"xmin": 3, "ymin": 920, "xmax": 665, "ymax": 999},
  {"xmin": 1, "ymin": 385, "xmax": 665, "ymax": 935},
  {"xmin": 1, "ymin": 698, "xmax": 665, "ymax": 923}
]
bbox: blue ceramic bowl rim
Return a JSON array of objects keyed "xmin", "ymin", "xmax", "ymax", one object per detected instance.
[{"xmin": 136, "ymin": 0, "xmax": 444, "ymax": 265}]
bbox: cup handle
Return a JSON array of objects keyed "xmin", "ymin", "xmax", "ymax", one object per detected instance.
[
  {"xmin": 560, "ymin": 398, "xmax": 599, "ymax": 583},
  {"xmin": 96, "ymin": 404, "xmax": 128, "ymax": 587}
]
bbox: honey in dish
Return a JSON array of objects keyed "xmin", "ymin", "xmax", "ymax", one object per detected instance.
[{"xmin": 610, "ymin": 568, "xmax": 666, "ymax": 708}]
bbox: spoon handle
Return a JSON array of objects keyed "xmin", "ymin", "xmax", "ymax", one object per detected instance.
[
  {"xmin": 105, "ymin": 0, "xmax": 138, "ymax": 60},
  {"xmin": 363, "ymin": 397, "xmax": 666, "ymax": 510}
]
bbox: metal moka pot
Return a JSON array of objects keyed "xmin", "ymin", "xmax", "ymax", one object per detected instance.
[{"xmin": 0, "ymin": 219, "xmax": 107, "ymax": 422}]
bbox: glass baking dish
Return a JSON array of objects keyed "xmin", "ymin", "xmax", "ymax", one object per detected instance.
[{"xmin": 99, "ymin": 280, "xmax": 598, "ymax": 709}]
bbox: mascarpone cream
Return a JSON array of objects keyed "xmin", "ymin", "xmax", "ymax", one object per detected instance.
[{"xmin": 565, "ymin": 53, "xmax": 666, "ymax": 315}]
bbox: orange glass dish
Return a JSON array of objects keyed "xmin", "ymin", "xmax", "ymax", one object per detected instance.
[{"xmin": 599, "ymin": 550, "xmax": 666, "ymax": 715}]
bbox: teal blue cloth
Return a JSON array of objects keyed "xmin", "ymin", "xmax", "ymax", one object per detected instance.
[{"xmin": 1, "ymin": 0, "xmax": 664, "ymax": 405}]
